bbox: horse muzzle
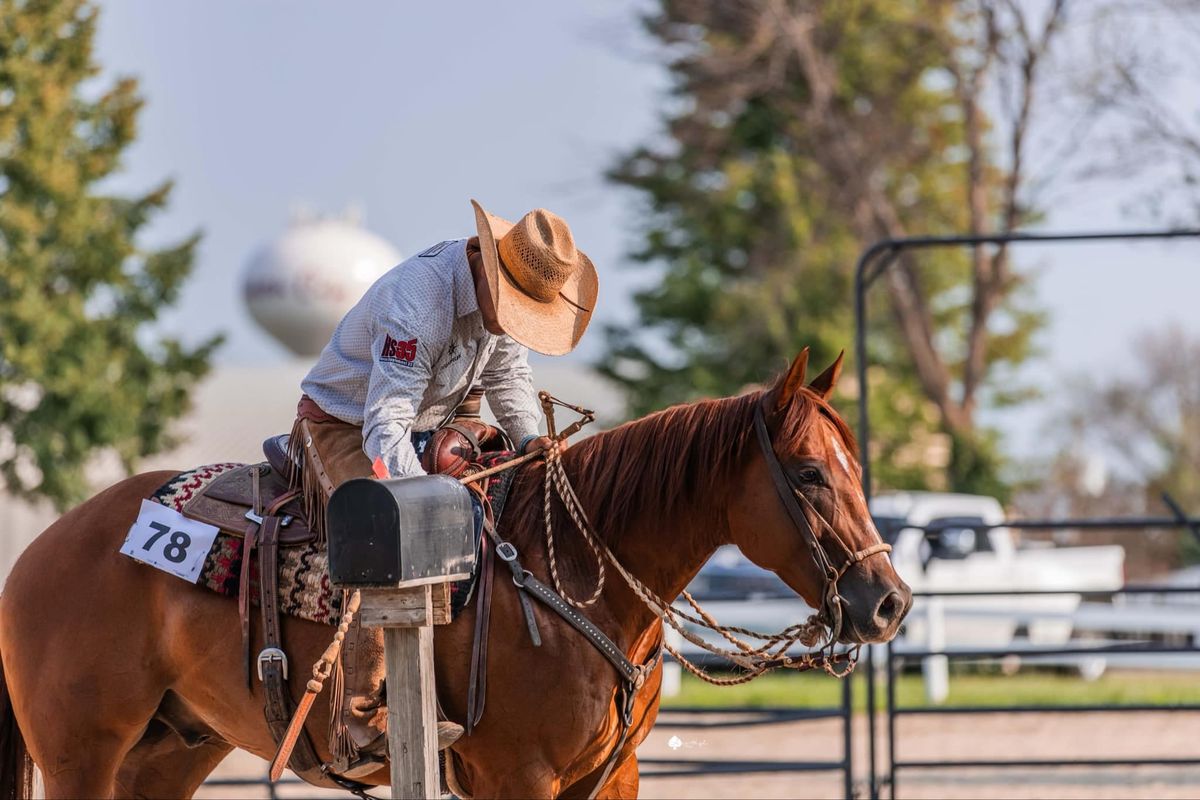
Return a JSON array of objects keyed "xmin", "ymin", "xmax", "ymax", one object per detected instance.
[{"xmin": 837, "ymin": 578, "xmax": 912, "ymax": 644}]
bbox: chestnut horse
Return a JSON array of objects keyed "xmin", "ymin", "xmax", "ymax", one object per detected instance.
[{"xmin": 0, "ymin": 349, "xmax": 910, "ymax": 799}]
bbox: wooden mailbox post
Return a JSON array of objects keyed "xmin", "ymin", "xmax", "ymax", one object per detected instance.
[{"xmin": 327, "ymin": 475, "xmax": 476, "ymax": 799}]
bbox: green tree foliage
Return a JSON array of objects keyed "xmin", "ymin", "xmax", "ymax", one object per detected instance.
[
  {"xmin": 602, "ymin": 0, "xmax": 1054, "ymax": 495},
  {"xmin": 0, "ymin": 0, "xmax": 219, "ymax": 507}
]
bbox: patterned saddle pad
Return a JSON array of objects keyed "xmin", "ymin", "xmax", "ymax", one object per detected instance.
[{"xmin": 149, "ymin": 454, "xmax": 520, "ymax": 627}]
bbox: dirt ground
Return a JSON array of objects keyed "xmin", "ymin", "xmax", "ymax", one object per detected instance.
[{"xmin": 196, "ymin": 710, "xmax": 1200, "ymax": 799}]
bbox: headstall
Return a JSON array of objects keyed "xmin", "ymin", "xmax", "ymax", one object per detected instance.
[{"xmin": 751, "ymin": 399, "xmax": 892, "ymax": 654}]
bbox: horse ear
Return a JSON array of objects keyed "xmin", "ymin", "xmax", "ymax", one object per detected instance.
[
  {"xmin": 774, "ymin": 347, "xmax": 810, "ymax": 413},
  {"xmin": 807, "ymin": 350, "xmax": 845, "ymax": 401}
]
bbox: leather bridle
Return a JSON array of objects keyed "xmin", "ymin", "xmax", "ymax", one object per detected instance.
[{"xmin": 752, "ymin": 401, "xmax": 892, "ymax": 646}]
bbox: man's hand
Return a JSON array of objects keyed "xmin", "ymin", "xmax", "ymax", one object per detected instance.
[{"xmin": 523, "ymin": 435, "xmax": 567, "ymax": 455}]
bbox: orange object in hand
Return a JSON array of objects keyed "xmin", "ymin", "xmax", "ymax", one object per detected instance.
[{"xmin": 371, "ymin": 456, "xmax": 389, "ymax": 480}]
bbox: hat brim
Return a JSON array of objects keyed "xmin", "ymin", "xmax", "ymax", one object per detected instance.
[{"xmin": 471, "ymin": 199, "xmax": 597, "ymax": 356}]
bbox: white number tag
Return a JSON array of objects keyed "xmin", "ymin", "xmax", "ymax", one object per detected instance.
[{"xmin": 120, "ymin": 500, "xmax": 219, "ymax": 583}]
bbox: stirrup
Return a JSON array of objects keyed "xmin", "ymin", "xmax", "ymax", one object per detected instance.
[{"xmin": 340, "ymin": 721, "xmax": 464, "ymax": 779}]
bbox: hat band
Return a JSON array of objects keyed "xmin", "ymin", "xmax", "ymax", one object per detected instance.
[
  {"xmin": 497, "ymin": 252, "xmax": 592, "ymax": 312},
  {"xmin": 559, "ymin": 292, "xmax": 592, "ymax": 313}
]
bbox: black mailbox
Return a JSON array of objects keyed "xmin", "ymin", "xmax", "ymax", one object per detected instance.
[{"xmin": 327, "ymin": 475, "xmax": 476, "ymax": 587}]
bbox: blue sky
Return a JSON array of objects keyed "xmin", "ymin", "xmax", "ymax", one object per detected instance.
[
  {"xmin": 92, "ymin": 1, "xmax": 1200, "ymax": 456},
  {"xmin": 94, "ymin": 0, "xmax": 665, "ymax": 365}
]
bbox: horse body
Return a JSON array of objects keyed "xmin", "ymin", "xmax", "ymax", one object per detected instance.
[
  {"xmin": 0, "ymin": 350, "xmax": 910, "ymax": 799},
  {"xmin": 0, "ymin": 475, "xmax": 681, "ymax": 799}
]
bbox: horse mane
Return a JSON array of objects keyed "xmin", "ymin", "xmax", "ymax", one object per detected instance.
[{"xmin": 502, "ymin": 383, "xmax": 858, "ymax": 548}]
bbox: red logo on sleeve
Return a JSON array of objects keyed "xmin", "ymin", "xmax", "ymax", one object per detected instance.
[{"xmin": 380, "ymin": 335, "xmax": 418, "ymax": 365}]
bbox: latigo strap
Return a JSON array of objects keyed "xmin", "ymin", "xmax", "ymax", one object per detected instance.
[{"xmin": 256, "ymin": 496, "xmax": 325, "ymax": 783}]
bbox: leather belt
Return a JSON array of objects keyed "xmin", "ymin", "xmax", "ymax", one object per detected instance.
[
  {"xmin": 256, "ymin": 496, "xmax": 324, "ymax": 782},
  {"xmin": 466, "ymin": 532, "xmax": 493, "ymax": 734}
]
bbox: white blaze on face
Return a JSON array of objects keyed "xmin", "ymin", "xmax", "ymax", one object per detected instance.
[
  {"xmin": 830, "ymin": 435, "xmax": 852, "ymax": 476},
  {"xmin": 830, "ymin": 434, "xmax": 890, "ymax": 559}
]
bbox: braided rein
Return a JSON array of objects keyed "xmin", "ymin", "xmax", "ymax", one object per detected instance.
[{"xmin": 531, "ymin": 393, "xmax": 891, "ymax": 684}]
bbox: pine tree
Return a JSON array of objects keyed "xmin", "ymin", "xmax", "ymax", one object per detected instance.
[
  {"xmin": 602, "ymin": 0, "xmax": 1055, "ymax": 496},
  {"xmin": 0, "ymin": 0, "xmax": 219, "ymax": 507}
]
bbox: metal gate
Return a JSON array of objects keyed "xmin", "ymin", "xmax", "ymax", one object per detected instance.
[{"xmin": 854, "ymin": 229, "xmax": 1200, "ymax": 799}]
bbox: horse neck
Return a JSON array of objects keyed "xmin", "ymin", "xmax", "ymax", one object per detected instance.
[
  {"xmin": 530, "ymin": 393, "xmax": 758, "ymax": 633},
  {"xmin": 599, "ymin": 488, "xmax": 729, "ymax": 630}
]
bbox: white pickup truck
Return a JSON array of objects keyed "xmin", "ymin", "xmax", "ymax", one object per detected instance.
[
  {"xmin": 680, "ymin": 491, "xmax": 1126, "ymax": 654},
  {"xmin": 873, "ymin": 491, "xmax": 1126, "ymax": 649}
]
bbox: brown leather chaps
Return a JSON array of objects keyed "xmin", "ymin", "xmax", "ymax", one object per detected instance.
[{"xmin": 287, "ymin": 403, "xmax": 387, "ymax": 767}]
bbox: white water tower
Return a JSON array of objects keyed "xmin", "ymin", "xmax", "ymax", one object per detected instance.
[{"xmin": 243, "ymin": 215, "xmax": 401, "ymax": 356}]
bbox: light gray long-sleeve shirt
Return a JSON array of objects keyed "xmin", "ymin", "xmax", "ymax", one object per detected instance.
[{"xmin": 300, "ymin": 237, "xmax": 542, "ymax": 478}]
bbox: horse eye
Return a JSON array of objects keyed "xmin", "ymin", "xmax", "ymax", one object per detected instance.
[{"xmin": 796, "ymin": 467, "xmax": 824, "ymax": 485}]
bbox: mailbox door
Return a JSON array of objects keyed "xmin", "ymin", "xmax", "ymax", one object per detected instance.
[{"xmin": 327, "ymin": 479, "xmax": 404, "ymax": 586}]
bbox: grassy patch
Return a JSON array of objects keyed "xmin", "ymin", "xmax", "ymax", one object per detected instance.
[{"xmin": 661, "ymin": 669, "xmax": 1200, "ymax": 711}]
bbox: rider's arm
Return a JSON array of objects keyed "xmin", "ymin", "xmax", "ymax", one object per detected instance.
[
  {"xmin": 363, "ymin": 307, "xmax": 442, "ymax": 479},
  {"xmin": 480, "ymin": 335, "xmax": 541, "ymax": 450}
]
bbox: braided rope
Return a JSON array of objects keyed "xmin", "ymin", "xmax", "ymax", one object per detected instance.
[
  {"xmin": 538, "ymin": 442, "xmax": 855, "ymax": 683},
  {"xmin": 543, "ymin": 440, "xmax": 607, "ymax": 608},
  {"xmin": 666, "ymin": 644, "xmax": 767, "ymax": 685}
]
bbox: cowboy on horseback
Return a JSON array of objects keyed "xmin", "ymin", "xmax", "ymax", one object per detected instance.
[{"xmin": 289, "ymin": 199, "xmax": 598, "ymax": 776}]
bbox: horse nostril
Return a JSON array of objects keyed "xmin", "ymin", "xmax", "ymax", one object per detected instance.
[{"xmin": 876, "ymin": 591, "xmax": 904, "ymax": 624}]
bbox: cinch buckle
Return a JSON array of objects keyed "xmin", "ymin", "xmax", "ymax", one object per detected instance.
[
  {"xmin": 257, "ymin": 647, "xmax": 288, "ymax": 681},
  {"xmin": 496, "ymin": 542, "xmax": 518, "ymax": 562}
]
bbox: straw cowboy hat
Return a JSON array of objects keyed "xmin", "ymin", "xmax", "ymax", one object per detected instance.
[{"xmin": 471, "ymin": 199, "xmax": 598, "ymax": 356}]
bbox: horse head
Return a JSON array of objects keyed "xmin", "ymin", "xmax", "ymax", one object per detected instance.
[{"xmin": 728, "ymin": 348, "xmax": 911, "ymax": 644}]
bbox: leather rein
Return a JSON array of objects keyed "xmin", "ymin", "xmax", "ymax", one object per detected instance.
[{"xmin": 751, "ymin": 400, "xmax": 892, "ymax": 649}]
